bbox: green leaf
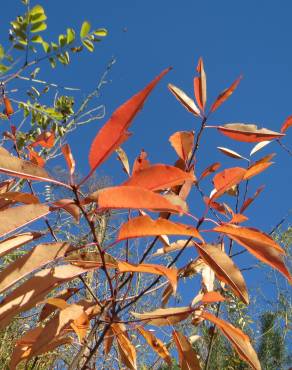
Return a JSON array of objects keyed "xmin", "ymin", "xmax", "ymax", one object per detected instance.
[
  {"xmin": 58, "ymin": 34, "xmax": 67, "ymax": 47},
  {"xmin": 30, "ymin": 22, "xmax": 47, "ymax": 33},
  {"xmin": 30, "ymin": 67, "xmax": 40, "ymax": 79},
  {"xmin": 29, "ymin": 5, "xmax": 47, "ymax": 24},
  {"xmin": 82, "ymin": 39, "xmax": 94, "ymax": 52},
  {"xmin": 80, "ymin": 21, "xmax": 91, "ymax": 38},
  {"xmin": 13, "ymin": 44, "xmax": 26, "ymax": 50},
  {"xmin": 0, "ymin": 64, "xmax": 9, "ymax": 73},
  {"xmin": 49, "ymin": 57, "xmax": 56, "ymax": 68},
  {"xmin": 31, "ymin": 35, "xmax": 44, "ymax": 43},
  {"xmin": 93, "ymin": 28, "xmax": 107, "ymax": 37},
  {"xmin": 0, "ymin": 45, "xmax": 4, "ymax": 60},
  {"xmin": 64, "ymin": 51, "xmax": 70, "ymax": 64},
  {"xmin": 66, "ymin": 28, "xmax": 75, "ymax": 44},
  {"xmin": 42, "ymin": 41, "xmax": 50, "ymax": 53},
  {"xmin": 31, "ymin": 86, "xmax": 40, "ymax": 97}
]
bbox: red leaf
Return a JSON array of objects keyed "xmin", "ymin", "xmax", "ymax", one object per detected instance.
[
  {"xmin": 132, "ymin": 149, "xmax": 150, "ymax": 174},
  {"xmin": 31, "ymin": 131, "xmax": 55, "ymax": 148}
]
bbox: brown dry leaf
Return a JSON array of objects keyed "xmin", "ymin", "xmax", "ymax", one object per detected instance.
[
  {"xmin": 104, "ymin": 328, "xmax": 115, "ymax": 355},
  {"xmin": 280, "ymin": 115, "xmax": 292, "ymax": 133},
  {"xmin": 162, "ymin": 283, "xmax": 174, "ymax": 307},
  {"xmin": 87, "ymin": 186, "xmax": 184, "ymax": 214},
  {"xmin": 116, "ymin": 146, "xmax": 130, "ymax": 176},
  {"xmin": 118, "ymin": 215, "xmax": 203, "ymax": 242},
  {"xmin": 168, "ymin": 84, "xmax": 201, "ymax": 117},
  {"xmin": 154, "ymin": 239, "xmax": 195, "ymax": 256},
  {"xmin": 194, "ymin": 57, "xmax": 207, "ymax": 112},
  {"xmin": 0, "ymin": 153, "xmax": 67, "ymax": 187},
  {"xmin": 211, "ymin": 167, "xmax": 247, "ymax": 200},
  {"xmin": 0, "ymin": 204, "xmax": 50, "ymax": 238},
  {"xmin": 122, "ymin": 164, "xmax": 194, "ymax": 191},
  {"xmin": 65, "ymin": 251, "xmax": 117, "ymax": 269},
  {"xmin": 137, "ymin": 326, "xmax": 172, "ymax": 366},
  {"xmin": 40, "ymin": 288, "xmax": 79, "ymax": 320},
  {"xmin": 214, "ymin": 224, "xmax": 292, "ymax": 283},
  {"xmin": 0, "ymin": 232, "xmax": 42, "ymax": 258},
  {"xmin": 195, "ymin": 243, "xmax": 249, "ymax": 304},
  {"xmin": 0, "ymin": 191, "xmax": 39, "ymax": 204},
  {"xmin": 62, "ymin": 144, "xmax": 75, "ymax": 176},
  {"xmin": 173, "ymin": 330, "xmax": 201, "ymax": 370},
  {"xmin": 131, "ymin": 306, "xmax": 193, "ymax": 326},
  {"xmin": 201, "ymin": 311, "xmax": 261, "ymax": 370},
  {"xmin": 217, "ymin": 147, "xmax": 246, "ymax": 160},
  {"xmin": 199, "ymin": 162, "xmax": 221, "ymax": 181},
  {"xmin": 217, "ymin": 123, "xmax": 284, "ymax": 142},
  {"xmin": 52, "ymin": 199, "xmax": 80, "ymax": 222},
  {"xmin": 118, "ymin": 261, "xmax": 178, "ymax": 293},
  {"xmin": 0, "ymin": 242, "xmax": 70, "ymax": 294},
  {"xmin": 0, "ymin": 265, "xmax": 94, "ymax": 330},
  {"xmin": 210, "ymin": 76, "xmax": 242, "ymax": 113},
  {"xmin": 112, "ymin": 323, "xmax": 137, "ymax": 370}
]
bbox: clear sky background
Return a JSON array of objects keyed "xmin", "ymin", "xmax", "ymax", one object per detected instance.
[{"xmin": 1, "ymin": 1, "xmax": 291, "ymax": 300}]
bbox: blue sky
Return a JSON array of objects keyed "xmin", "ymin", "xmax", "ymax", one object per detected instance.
[{"xmin": 1, "ymin": 1, "xmax": 291, "ymax": 299}]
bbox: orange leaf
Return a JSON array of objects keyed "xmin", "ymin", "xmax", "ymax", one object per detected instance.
[
  {"xmin": 173, "ymin": 330, "xmax": 201, "ymax": 370},
  {"xmin": 280, "ymin": 115, "xmax": 292, "ymax": 133},
  {"xmin": 211, "ymin": 167, "xmax": 247, "ymax": 200},
  {"xmin": 201, "ymin": 291, "xmax": 225, "ymax": 303},
  {"xmin": 240, "ymin": 185, "xmax": 264, "ymax": 213},
  {"xmin": 230, "ymin": 213, "xmax": 248, "ymax": 224},
  {"xmin": 3, "ymin": 96, "xmax": 14, "ymax": 117},
  {"xmin": 118, "ymin": 261, "xmax": 178, "ymax": 293},
  {"xmin": 0, "ymin": 191, "xmax": 39, "ymax": 204},
  {"xmin": 0, "ymin": 153, "xmax": 69, "ymax": 187},
  {"xmin": 210, "ymin": 76, "xmax": 242, "ymax": 113},
  {"xmin": 194, "ymin": 57, "xmax": 207, "ymax": 112},
  {"xmin": 31, "ymin": 131, "xmax": 55, "ymax": 148},
  {"xmin": 131, "ymin": 306, "xmax": 193, "ymax": 326},
  {"xmin": 112, "ymin": 323, "xmax": 137, "ymax": 370},
  {"xmin": 137, "ymin": 326, "xmax": 172, "ymax": 366},
  {"xmin": 0, "ymin": 242, "xmax": 70, "ymax": 294},
  {"xmin": 0, "ymin": 265, "xmax": 94, "ymax": 330},
  {"xmin": 0, "ymin": 204, "xmax": 50, "ymax": 238},
  {"xmin": 62, "ymin": 144, "xmax": 75, "ymax": 176},
  {"xmin": 195, "ymin": 243, "xmax": 249, "ymax": 304},
  {"xmin": 132, "ymin": 149, "xmax": 150, "ymax": 174},
  {"xmin": 214, "ymin": 224, "xmax": 292, "ymax": 282},
  {"xmin": 122, "ymin": 164, "xmax": 194, "ymax": 191},
  {"xmin": 88, "ymin": 68, "xmax": 171, "ymax": 174},
  {"xmin": 168, "ymin": 84, "xmax": 201, "ymax": 117},
  {"xmin": 28, "ymin": 147, "xmax": 45, "ymax": 167},
  {"xmin": 244, "ymin": 161, "xmax": 273, "ymax": 180},
  {"xmin": 217, "ymin": 146, "xmax": 246, "ymax": 160},
  {"xmin": 217, "ymin": 123, "xmax": 284, "ymax": 142},
  {"xmin": 0, "ymin": 231, "xmax": 42, "ymax": 258},
  {"xmin": 201, "ymin": 311, "xmax": 261, "ymax": 370},
  {"xmin": 40, "ymin": 288, "xmax": 79, "ymax": 320},
  {"xmin": 199, "ymin": 162, "xmax": 221, "ymax": 180},
  {"xmin": 87, "ymin": 186, "xmax": 184, "ymax": 213},
  {"xmin": 118, "ymin": 215, "xmax": 203, "ymax": 241},
  {"xmin": 169, "ymin": 131, "xmax": 195, "ymax": 161}
]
